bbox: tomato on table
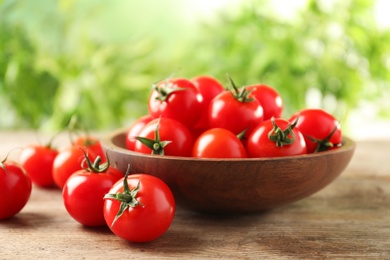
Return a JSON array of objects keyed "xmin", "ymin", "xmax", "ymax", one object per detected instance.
[
  {"xmin": 52, "ymin": 146, "xmax": 97, "ymax": 189},
  {"xmin": 72, "ymin": 135, "xmax": 106, "ymax": 162},
  {"xmin": 19, "ymin": 143, "xmax": 58, "ymax": 188},
  {"xmin": 289, "ymin": 108, "xmax": 342, "ymax": 153},
  {"xmin": 246, "ymin": 84, "xmax": 283, "ymax": 120},
  {"xmin": 207, "ymin": 76, "xmax": 263, "ymax": 138},
  {"xmin": 192, "ymin": 128, "xmax": 247, "ymax": 158},
  {"xmin": 62, "ymin": 151, "xmax": 123, "ymax": 227},
  {"xmin": 125, "ymin": 115, "xmax": 154, "ymax": 151},
  {"xmin": 134, "ymin": 117, "xmax": 193, "ymax": 157},
  {"xmin": 0, "ymin": 159, "xmax": 32, "ymax": 219},
  {"xmin": 247, "ymin": 118, "xmax": 307, "ymax": 158},
  {"xmin": 148, "ymin": 77, "xmax": 203, "ymax": 129},
  {"xmin": 103, "ymin": 169, "xmax": 175, "ymax": 242}
]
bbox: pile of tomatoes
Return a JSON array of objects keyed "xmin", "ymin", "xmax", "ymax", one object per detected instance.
[
  {"xmin": 1, "ymin": 74, "xmax": 343, "ymax": 243},
  {"xmin": 125, "ymin": 75, "xmax": 343, "ymax": 158},
  {"xmin": 1, "ymin": 130, "xmax": 176, "ymax": 243}
]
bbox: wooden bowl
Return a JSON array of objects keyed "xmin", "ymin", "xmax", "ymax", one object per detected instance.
[{"xmin": 102, "ymin": 129, "xmax": 356, "ymax": 213}]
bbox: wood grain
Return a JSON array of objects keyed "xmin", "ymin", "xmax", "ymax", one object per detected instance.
[{"xmin": 0, "ymin": 132, "xmax": 389, "ymax": 259}]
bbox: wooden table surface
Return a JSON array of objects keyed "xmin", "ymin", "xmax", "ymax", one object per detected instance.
[{"xmin": 0, "ymin": 131, "xmax": 389, "ymax": 259}]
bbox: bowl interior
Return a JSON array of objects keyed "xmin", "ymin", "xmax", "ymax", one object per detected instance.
[{"xmin": 102, "ymin": 129, "xmax": 356, "ymax": 213}]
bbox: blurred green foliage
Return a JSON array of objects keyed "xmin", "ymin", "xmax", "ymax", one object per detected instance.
[
  {"xmin": 180, "ymin": 0, "xmax": 390, "ymax": 121},
  {"xmin": 1, "ymin": 0, "xmax": 389, "ymax": 131}
]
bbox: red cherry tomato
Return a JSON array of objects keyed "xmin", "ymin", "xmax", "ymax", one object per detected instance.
[
  {"xmin": 62, "ymin": 153, "xmax": 123, "ymax": 227},
  {"xmin": 125, "ymin": 115, "xmax": 154, "ymax": 151},
  {"xmin": 247, "ymin": 84, "xmax": 283, "ymax": 120},
  {"xmin": 103, "ymin": 172, "xmax": 175, "ymax": 242},
  {"xmin": 247, "ymin": 118, "xmax": 307, "ymax": 158},
  {"xmin": 192, "ymin": 128, "xmax": 247, "ymax": 158},
  {"xmin": 289, "ymin": 108, "xmax": 342, "ymax": 153},
  {"xmin": 0, "ymin": 160, "xmax": 32, "ymax": 219},
  {"xmin": 207, "ymin": 77, "xmax": 263, "ymax": 137},
  {"xmin": 73, "ymin": 135, "xmax": 105, "ymax": 162},
  {"xmin": 191, "ymin": 75, "xmax": 224, "ymax": 131},
  {"xmin": 134, "ymin": 117, "xmax": 193, "ymax": 157},
  {"xmin": 52, "ymin": 146, "xmax": 96, "ymax": 189},
  {"xmin": 19, "ymin": 145, "xmax": 58, "ymax": 187},
  {"xmin": 148, "ymin": 78, "xmax": 203, "ymax": 129}
]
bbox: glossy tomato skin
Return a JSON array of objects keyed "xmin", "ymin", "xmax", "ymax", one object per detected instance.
[
  {"xmin": 19, "ymin": 145, "xmax": 58, "ymax": 187},
  {"xmin": 289, "ymin": 108, "xmax": 342, "ymax": 153},
  {"xmin": 247, "ymin": 84, "xmax": 283, "ymax": 120},
  {"xmin": 63, "ymin": 167, "xmax": 123, "ymax": 226},
  {"xmin": 73, "ymin": 136, "xmax": 105, "ymax": 162},
  {"xmin": 247, "ymin": 118, "xmax": 307, "ymax": 158},
  {"xmin": 103, "ymin": 174, "xmax": 176, "ymax": 242},
  {"xmin": 207, "ymin": 90, "xmax": 264, "ymax": 137},
  {"xmin": 191, "ymin": 75, "xmax": 224, "ymax": 131},
  {"xmin": 0, "ymin": 161, "xmax": 32, "ymax": 219},
  {"xmin": 134, "ymin": 117, "xmax": 193, "ymax": 157},
  {"xmin": 192, "ymin": 128, "xmax": 247, "ymax": 158},
  {"xmin": 148, "ymin": 78, "xmax": 203, "ymax": 129},
  {"xmin": 52, "ymin": 147, "xmax": 96, "ymax": 189},
  {"xmin": 125, "ymin": 115, "xmax": 154, "ymax": 151}
]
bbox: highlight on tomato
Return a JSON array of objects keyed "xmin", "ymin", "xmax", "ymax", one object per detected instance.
[
  {"xmin": 148, "ymin": 77, "xmax": 203, "ymax": 129},
  {"xmin": 19, "ymin": 137, "xmax": 59, "ymax": 188},
  {"xmin": 72, "ymin": 135, "xmax": 106, "ymax": 163},
  {"xmin": 247, "ymin": 117, "xmax": 307, "ymax": 158},
  {"xmin": 125, "ymin": 114, "xmax": 154, "ymax": 151},
  {"xmin": 192, "ymin": 128, "xmax": 248, "ymax": 158},
  {"xmin": 0, "ymin": 156, "xmax": 32, "ymax": 220},
  {"xmin": 103, "ymin": 167, "xmax": 176, "ymax": 242},
  {"xmin": 246, "ymin": 83, "xmax": 283, "ymax": 120},
  {"xmin": 289, "ymin": 108, "xmax": 342, "ymax": 153},
  {"xmin": 134, "ymin": 117, "xmax": 193, "ymax": 157},
  {"xmin": 191, "ymin": 75, "xmax": 225, "ymax": 132},
  {"xmin": 62, "ymin": 150, "xmax": 123, "ymax": 227},
  {"xmin": 207, "ymin": 75, "xmax": 263, "ymax": 138},
  {"xmin": 52, "ymin": 146, "xmax": 97, "ymax": 189}
]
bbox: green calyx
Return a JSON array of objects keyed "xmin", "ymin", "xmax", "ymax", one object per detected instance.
[
  {"xmin": 135, "ymin": 118, "xmax": 172, "ymax": 155},
  {"xmin": 268, "ymin": 117, "xmax": 297, "ymax": 147},
  {"xmin": 80, "ymin": 148, "xmax": 110, "ymax": 173},
  {"xmin": 307, "ymin": 126, "xmax": 339, "ymax": 153},
  {"xmin": 153, "ymin": 78, "xmax": 188, "ymax": 102},
  {"xmin": 227, "ymin": 74, "xmax": 254, "ymax": 103},
  {"xmin": 104, "ymin": 165, "xmax": 144, "ymax": 227}
]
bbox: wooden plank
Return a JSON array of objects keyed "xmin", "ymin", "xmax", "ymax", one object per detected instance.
[{"xmin": 0, "ymin": 132, "xmax": 389, "ymax": 259}]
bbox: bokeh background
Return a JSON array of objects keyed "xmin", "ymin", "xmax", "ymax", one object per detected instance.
[{"xmin": 1, "ymin": 0, "xmax": 389, "ymax": 139}]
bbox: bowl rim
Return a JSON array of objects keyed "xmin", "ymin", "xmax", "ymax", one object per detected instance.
[{"xmin": 102, "ymin": 128, "xmax": 356, "ymax": 162}]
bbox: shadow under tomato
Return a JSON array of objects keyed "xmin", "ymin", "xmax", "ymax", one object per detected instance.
[
  {"xmin": 0, "ymin": 212, "xmax": 53, "ymax": 229},
  {"xmin": 80, "ymin": 224, "xmax": 112, "ymax": 235}
]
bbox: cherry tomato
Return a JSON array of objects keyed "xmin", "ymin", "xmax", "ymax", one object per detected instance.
[
  {"xmin": 19, "ymin": 144, "xmax": 58, "ymax": 188},
  {"xmin": 207, "ymin": 77, "xmax": 263, "ymax": 137},
  {"xmin": 192, "ymin": 128, "xmax": 247, "ymax": 158},
  {"xmin": 289, "ymin": 108, "xmax": 342, "ymax": 153},
  {"xmin": 0, "ymin": 160, "xmax": 32, "ymax": 219},
  {"xmin": 191, "ymin": 75, "xmax": 224, "ymax": 131},
  {"xmin": 62, "ymin": 152, "xmax": 123, "ymax": 227},
  {"xmin": 73, "ymin": 135, "xmax": 106, "ymax": 162},
  {"xmin": 246, "ymin": 84, "xmax": 283, "ymax": 120},
  {"xmin": 247, "ymin": 118, "xmax": 307, "ymax": 158},
  {"xmin": 103, "ymin": 171, "xmax": 175, "ymax": 242},
  {"xmin": 148, "ymin": 77, "xmax": 203, "ymax": 129},
  {"xmin": 134, "ymin": 117, "xmax": 193, "ymax": 157},
  {"xmin": 52, "ymin": 146, "xmax": 96, "ymax": 189},
  {"xmin": 125, "ymin": 115, "xmax": 154, "ymax": 151}
]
